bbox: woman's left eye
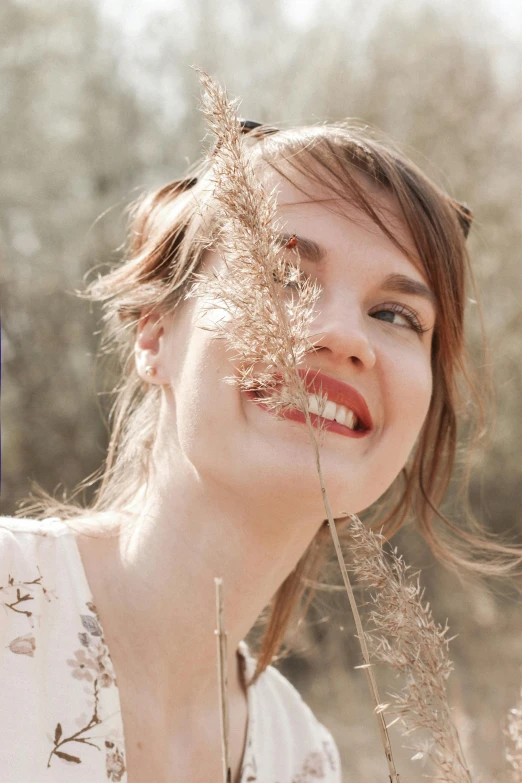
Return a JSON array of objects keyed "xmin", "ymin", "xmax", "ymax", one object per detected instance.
[{"xmin": 370, "ymin": 303, "xmax": 427, "ymax": 334}]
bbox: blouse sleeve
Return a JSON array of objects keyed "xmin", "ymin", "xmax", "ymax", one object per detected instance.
[
  {"xmin": 239, "ymin": 640, "xmax": 343, "ymax": 782},
  {"xmin": 314, "ymin": 718, "xmax": 342, "ymax": 782}
]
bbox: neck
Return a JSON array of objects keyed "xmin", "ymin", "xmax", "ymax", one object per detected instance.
[{"xmin": 80, "ymin": 447, "xmax": 325, "ymax": 729}]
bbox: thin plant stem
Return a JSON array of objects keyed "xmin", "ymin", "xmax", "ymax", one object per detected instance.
[
  {"xmin": 302, "ymin": 407, "xmax": 400, "ymax": 782},
  {"xmin": 196, "ymin": 68, "xmax": 401, "ymax": 782},
  {"xmin": 214, "ymin": 577, "xmax": 232, "ymax": 783}
]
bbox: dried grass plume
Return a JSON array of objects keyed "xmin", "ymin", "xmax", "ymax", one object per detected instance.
[
  {"xmin": 505, "ymin": 681, "xmax": 522, "ymax": 783},
  {"xmin": 188, "ymin": 67, "xmax": 326, "ymax": 428},
  {"xmin": 192, "ymin": 68, "xmax": 400, "ymax": 782},
  {"xmin": 347, "ymin": 514, "xmax": 473, "ymax": 782}
]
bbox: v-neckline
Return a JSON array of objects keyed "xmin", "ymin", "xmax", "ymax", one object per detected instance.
[{"xmin": 47, "ymin": 517, "xmax": 256, "ymax": 783}]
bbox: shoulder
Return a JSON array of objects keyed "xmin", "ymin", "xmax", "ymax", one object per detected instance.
[
  {"xmin": 0, "ymin": 515, "xmax": 71, "ymax": 564},
  {"xmin": 0, "ymin": 514, "xmax": 66, "ymax": 551},
  {"xmin": 0, "ymin": 515, "xmax": 70, "ymax": 538},
  {"xmin": 238, "ymin": 641, "xmax": 342, "ymax": 781},
  {"xmin": 0, "ymin": 515, "xmax": 96, "ymax": 611}
]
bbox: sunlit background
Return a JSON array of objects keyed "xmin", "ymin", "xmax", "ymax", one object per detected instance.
[{"xmin": 2, "ymin": 0, "xmax": 521, "ymax": 780}]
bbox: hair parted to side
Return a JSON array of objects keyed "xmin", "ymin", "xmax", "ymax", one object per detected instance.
[{"xmin": 17, "ymin": 120, "xmax": 522, "ymax": 682}]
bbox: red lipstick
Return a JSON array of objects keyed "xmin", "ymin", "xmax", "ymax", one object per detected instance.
[{"xmin": 245, "ymin": 368, "xmax": 373, "ymax": 439}]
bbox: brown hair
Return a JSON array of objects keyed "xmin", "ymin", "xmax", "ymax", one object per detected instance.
[{"xmin": 17, "ymin": 121, "xmax": 521, "ymax": 683}]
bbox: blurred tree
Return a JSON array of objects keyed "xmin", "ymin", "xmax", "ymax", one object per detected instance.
[
  {"xmin": 1, "ymin": 1, "xmax": 520, "ymax": 776},
  {"xmin": 0, "ymin": 0, "xmax": 150, "ymax": 509},
  {"xmin": 120, "ymin": 0, "xmax": 522, "ymax": 535}
]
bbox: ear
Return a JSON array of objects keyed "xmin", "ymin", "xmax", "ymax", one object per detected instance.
[{"xmin": 135, "ymin": 310, "xmax": 167, "ymax": 383}]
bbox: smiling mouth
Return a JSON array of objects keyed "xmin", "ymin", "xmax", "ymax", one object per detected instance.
[{"xmin": 245, "ymin": 388, "xmax": 372, "ymax": 439}]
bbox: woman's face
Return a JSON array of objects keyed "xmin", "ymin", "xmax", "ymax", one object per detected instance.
[{"xmin": 146, "ymin": 167, "xmax": 436, "ymax": 519}]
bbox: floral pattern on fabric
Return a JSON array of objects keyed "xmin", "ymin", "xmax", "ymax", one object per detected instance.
[
  {"xmin": 242, "ymin": 742, "xmax": 337, "ymax": 783},
  {"xmin": 320, "ymin": 738, "xmax": 338, "ymax": 773},
  {"xmin": 1, "ymin": 518, "xmax": 341, "ymax": 782},
  {"xmin": 105, "ymin": 734, "xmax": 126, "ymax": 782},
  {"xmin": 46, "ymin": 601, "xmax": 126, "ymax": 780},
  {"xmin": 1, "ymin": 564, "xmax": 56, "ymax": 634},
  {"xmin": 292, "ymin": 747, "xmax": 332, "ymax": 781}
]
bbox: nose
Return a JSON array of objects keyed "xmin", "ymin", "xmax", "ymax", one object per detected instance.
[{"xmin": 309, "ymin": 295, "xmax": 377, "ymax": 370}]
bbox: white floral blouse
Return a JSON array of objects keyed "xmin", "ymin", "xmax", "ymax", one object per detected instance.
[{"xmin": 0, "ymin": 516, "xmax": 342, "ymax": 782}]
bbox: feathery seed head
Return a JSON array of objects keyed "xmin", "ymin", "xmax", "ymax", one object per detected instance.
[
  {"xmin": 188, "ymin": 69, "xmax": 326, "ymax": 431},
  {"xmin": 347, "ymin": 514, "xmax": 472, "ymax": 782}
]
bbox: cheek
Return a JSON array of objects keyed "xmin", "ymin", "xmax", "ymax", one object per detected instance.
[
  {"xmin": 384, "ymin": 349, "xmax": 433, "ymax": 450},
  {"xmin": 170, "ymin": 310, "xmax": 246, "ymax": 472},
  {"xmin": 356, "ymin": 352, "xmax": 432, "ymax": 509}
]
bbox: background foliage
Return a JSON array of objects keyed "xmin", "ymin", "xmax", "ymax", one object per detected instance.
[{"xmin": 1, "ymin": 0, "xmax": 521, "ymax": 779}]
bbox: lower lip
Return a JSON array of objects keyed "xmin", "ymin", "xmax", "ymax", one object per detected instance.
[{"xmin": 244, "ymin": 391, "xmax": 371, "ymax": 439}]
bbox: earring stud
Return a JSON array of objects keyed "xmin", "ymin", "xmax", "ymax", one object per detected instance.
[{"xmin": 145, "ymin": 365, "xmax": 156, "ymax": 376}]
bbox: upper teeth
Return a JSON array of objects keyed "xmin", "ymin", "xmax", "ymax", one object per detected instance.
[{"xmin": 306, "ymin": 394, "xmax": 358, "ymax": 429}]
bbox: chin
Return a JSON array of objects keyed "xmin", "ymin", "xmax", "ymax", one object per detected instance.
[{"xmin": 319, "ymin": 463, "xmax": 405, "ymax": 519}]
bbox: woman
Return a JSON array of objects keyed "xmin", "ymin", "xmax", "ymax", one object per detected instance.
[{"xmin": 1, "ymin": 117, "xmax": 516, "ymax": 783}]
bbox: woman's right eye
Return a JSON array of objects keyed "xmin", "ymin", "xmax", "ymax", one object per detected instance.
[
  {"xmin": 272, "ymin": 267, "xmax": 308, "ymax": 289},
  {"xmin": 272, "ymin": 273, "xmax": 294, "ymax": 289}
]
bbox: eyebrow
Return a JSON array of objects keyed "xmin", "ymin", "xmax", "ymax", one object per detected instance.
[
  {"xmin": 276, "ymin": 232, "xmax": 325, "ymax": 264},
  {"xmin": 381, "ymin": 273, "xmax": 437, "ymax": 311},
  {"xmin": 278, "ymin": 232, "xmax": 437, "ymax": 311}
]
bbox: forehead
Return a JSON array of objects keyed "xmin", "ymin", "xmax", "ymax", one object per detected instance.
[{"xmin": 259, "ymin": 162, "xmax": 428, "ymax": 283}]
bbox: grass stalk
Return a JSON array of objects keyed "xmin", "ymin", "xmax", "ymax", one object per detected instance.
[
  {"xmin": 214, "ymin": 577, "xmax": 232, "ymax": 783},
  {"xmin": 307, "ymin": 429, "xmax": 400, "ymax": 781},
  {"xmin": 195, "ymin": 68, "xmax": 400, "ymax": 781},
  {"xmin": 196, "ymin": 68, "xmax": 475, "ymax": 782}
]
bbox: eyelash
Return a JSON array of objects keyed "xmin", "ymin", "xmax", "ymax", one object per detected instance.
[{"xmin": 369, "ymin": 302, "xmax": 429, "ymax": 334}]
